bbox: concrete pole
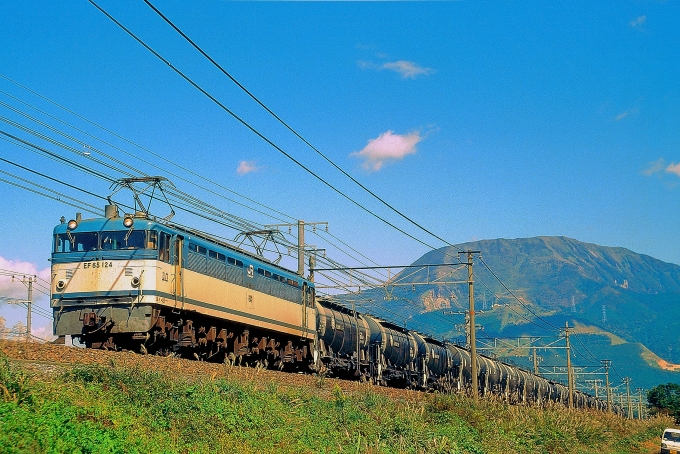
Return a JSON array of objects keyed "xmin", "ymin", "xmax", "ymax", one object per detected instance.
[
  {"xmin": 467, "ymin": 251, "xmax": 478, "ymax": 402},
  {"xmin": 637, "ymin": 388, "xmax": 644, "ymax": 420},
  {"xmin": 533, "ymin": 347, "xmax": 538, "ymax": 375},
  {"xmin": 625, "ymin": 377, "xmax": 632, "ymax": 419},
  {"xmin": 603, "ymin": 360, "xmax": 611, "ymax": 412},
  {"xmin": 26, "ymin": 276, "xmax": 33, "ymax": 342},
  {"xmin": 297, "ymin": 220, "xmax": 305, "ymax": 277},
  {"xmin": 565, "ymin": 321, "xmax": 573, "ymax": 408}
]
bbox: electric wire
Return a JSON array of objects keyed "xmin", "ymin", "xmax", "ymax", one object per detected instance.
[
  {"xmin": 0, "ymin": 173, "xmax": 101, "ymax": 216},
  {"xmin": 142, "ymin": 0, "xmax": 464, "ymax": 255},
  {"xmin": 1, "ymin": 79, "xmax": 455, "ymax": 331},
  {"xmin": 0, "ymin": 115, "xmax": 136, "ymax": 179},
  {"xmin": 0, "ymin": 91, "xmax": 298, "ymax": 224},
  {"xmin": 0, "ymin": 155, "xmax": 108, "ymax": 206},
  {"xmin": 0, "ymin": 129, "xmax": 119, "ymax": 184},
  {"xmin": 1, "ymin": 16, "xmax": 583, "ymax": 346},
  {"xmin": 572, "ymin": 332, "xmax": 602, "ymax": 364},
  {"xmin": 87, "ymin": 0, "xmax": 448, "ymax": 256},
  {"xmin": 1, "ymin": 97, "xmax": 588, "ymax": 352},
  {"xmin": 478, "ymin": 256, "xmax": 559, "ymax": 330},
  {"xmin": 2, "ymin": 36, "xmax": 484, "ymax": 336}
]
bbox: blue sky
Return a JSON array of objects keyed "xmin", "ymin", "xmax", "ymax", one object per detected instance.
[{"xmin": 0, "ymin": 1, "xmax": 679, "ymax": 336}]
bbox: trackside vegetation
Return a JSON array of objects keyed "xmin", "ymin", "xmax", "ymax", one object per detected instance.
[{"xmin": 0, "ymin": 352, "xmax": 672, "ymax": 454}]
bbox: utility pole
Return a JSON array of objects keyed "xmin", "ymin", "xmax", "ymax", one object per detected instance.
[
  {"xmin": 266, "ymin": 220, "xmax": 327, "ymax": 278},
  {"xmin": 602, "ymin": 359, "xmax": 612, "ymax": 412},
  {"xmin": 460, "ymin": 250, "xmax": 480, "ymax": 401},
  {"xmin": 297, "ymin": 220, "xmax": 305, "ymax": 277},
  {"xmin": 26, "ymin": 275, "xmax": 33, "ymax": 342},
  {"xmin": 532, "ymin": 347, "xmax": 539, "ymax": 375},
  {"xmin": 565, "ymin": 321, "xmax": 574, "ymax": 408},
  {"xmin": 625, "ymin": 377, "xmax": 632, "ymax": 419},
  {"xmin": 637, "ymin": 388, "xmax": 644, "ymax": 420},
  {"xmin": 585, "ymin": 379, "xmax": 602, "ymax": 399},
  {"xmin": 9, "ymin": 274, "xmax": 34, "ymax": 342}
]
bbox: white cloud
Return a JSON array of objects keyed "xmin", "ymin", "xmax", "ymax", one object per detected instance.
[
  {"xmin": 614, "ymin": 107, "xmax": 638, "ymax": 122},
  {"xmin": 629, "ymin": 16, "xmax": 646, "ymax": 28},
  {"xmin": 666, "ymin": 162, "xmax": 680, "ymax": 177},
  {"xmin": 382, "ymin": 60, "xmax": 434, "ymax": 79},
  {"xmin": 357, "ymin": 60, "xmax": 378, "ymax": 70},
  {"xmin": 236, "ymin": 160, "xmax": 258, "ymax": 175},
  {"xmin": 641, "ymin": 159, "xmax": 680, "ymax": 179},
  {"xmin": 642, "ymin": 158, "xmax": 666, "ymax": 176},
  {"xmin": 615, "ymin": 111, "xmax": 629, "ymax": 121},
  {"xmin": 357, "ymin": 59, "xmax": 434, "ymax": 79},
  {"xmin": 351, "ymin": 130, "xmax": 423, "ymax": 172}
]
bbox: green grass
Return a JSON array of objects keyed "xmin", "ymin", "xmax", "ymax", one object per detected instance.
[{"xmin": 0, "ymin": 352, "xmax": 672, "ymax": 453}]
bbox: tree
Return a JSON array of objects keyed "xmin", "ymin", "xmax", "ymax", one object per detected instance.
[{"xmin": 648, "ymin": 383, "xmax": 680, "ymax": 423}]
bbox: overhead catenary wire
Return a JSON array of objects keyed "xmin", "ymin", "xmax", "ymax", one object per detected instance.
[
  {"xmin": 0, "ymin": 90, "xmax": 298, "ymax": 224},
  {"xmin": 142, "ymin": 0, "xmax": 464, "ymax": 255},
  {"xmin": 86, "ymin": 0, "xmax": 450, "ymax": 257},
  {"xmin": 0, "ymin": 74, "xmax": 440, "ymax": 312},
  {"xmin": 478, "ymin": 256, "xmax": 559, "ymax": 331},
  {"xmin": 0, "ymin": 108, "xmax": 611, "ymax": 375}
]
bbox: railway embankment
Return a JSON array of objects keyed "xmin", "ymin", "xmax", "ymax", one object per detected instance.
[{"xmin": 0, "ymin": 340, "xmax": 671, "ymax": 453}]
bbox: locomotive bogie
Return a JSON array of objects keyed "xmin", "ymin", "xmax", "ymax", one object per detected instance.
[{"xmin": 54, "ymin": 303, "xmax": 154, "ymax": 337}]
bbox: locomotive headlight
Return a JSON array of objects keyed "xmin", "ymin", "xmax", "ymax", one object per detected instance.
[
  {"xmin": 67, "ymin": 219, "xmax": 78, "ymax": 230},
  {"xmin": 123, "ymin": 215, "xmax": 134, "ymax": 228},
  {"xmin": 131, "ymin": 276, "xmax": 141, "ymax": 288},
  {"xmin": 56, "ymin": 280, "xmax": 66, "ymax": 291}
]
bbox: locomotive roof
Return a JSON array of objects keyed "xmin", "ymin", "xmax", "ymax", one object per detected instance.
[{"xmin": 53, "ymin": 213, "xmax": 307, "ymax": 279}]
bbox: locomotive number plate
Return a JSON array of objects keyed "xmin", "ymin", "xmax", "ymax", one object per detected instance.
[{"xmin": 83, "ymin": 261, "xmax": 113, "ymax": 269}]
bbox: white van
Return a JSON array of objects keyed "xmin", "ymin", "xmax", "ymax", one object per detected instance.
[{"xmin": 661, "ymin": 428, "xmax": 680, "ymax": 454}]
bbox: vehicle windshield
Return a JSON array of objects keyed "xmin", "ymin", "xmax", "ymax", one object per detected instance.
[
  {"xmin": 101, "ymin": 231, "xmax": 146, "ymax": 250},
  {"xmin": 54, "ymin": 232, "xmax": 98, "ymax": 252},
  {"xmin": 663, "ymin": 431, "xmax": 680, "ymax": 442},
  {"xmin": 54, "ymin": 230, "xmax": 157, "ymax": 252}
]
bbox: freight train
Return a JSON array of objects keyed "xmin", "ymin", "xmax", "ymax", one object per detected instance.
[{"xmin": 50, "ymin": 204, "xmax": 609, "ymax": 410}]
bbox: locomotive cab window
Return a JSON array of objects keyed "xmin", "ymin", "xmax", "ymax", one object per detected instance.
[
  {"xmin": 55, "ymin": 230, "xmax": 158, "ymax": 253},
  {"xmin": 54, "ymin": 232, "xmax": 98, "ymax": 252},
  {"xmin": 159, "ymin": 232, "xmax": 171, "ymax": 262},
  {"xmin": 147, "ymin": 231, "xmax": 158, "ymax": 249},
  {"xmin": 101, "ymin": 230, "xmax": 146, "ymax": 250}
]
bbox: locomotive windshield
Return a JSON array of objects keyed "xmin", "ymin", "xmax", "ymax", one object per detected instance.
[
  {"xmin": 54, "ymin": 230, "xmax": 158, "ymax": 252},
  {"xmin": 101, "ymin": 231, "xmax": 147, "ymax": 250}
]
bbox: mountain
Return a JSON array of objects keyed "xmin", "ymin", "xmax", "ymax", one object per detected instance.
[{"xmin": 342, "ymin": 236, "xmax": 680, "ymax": 389}]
